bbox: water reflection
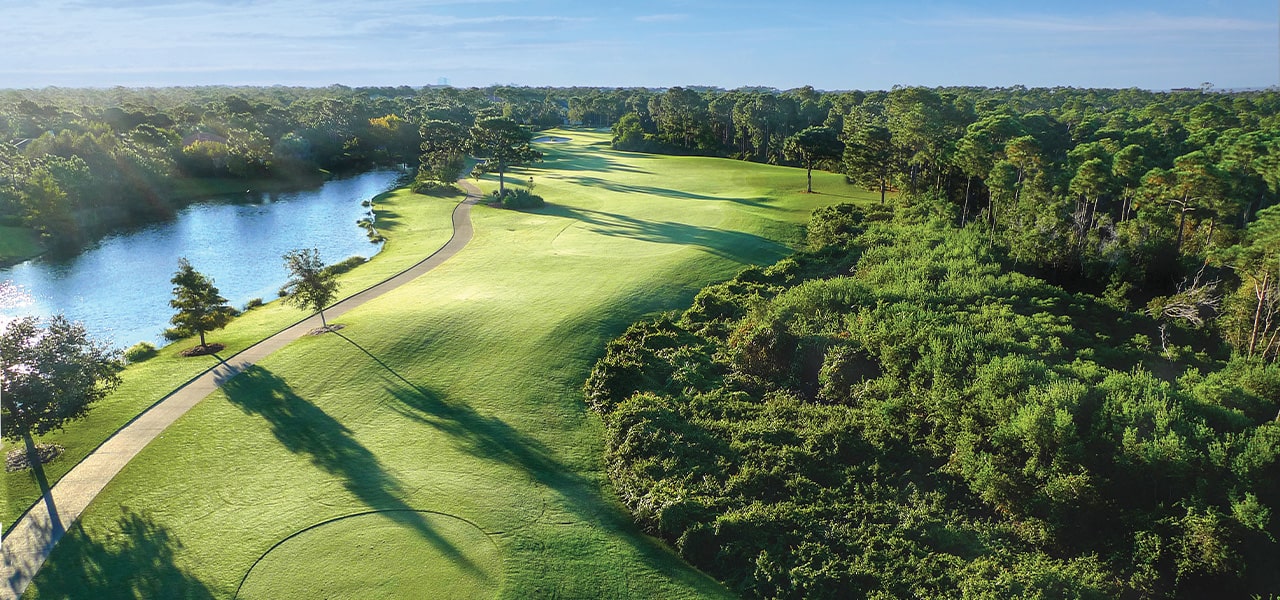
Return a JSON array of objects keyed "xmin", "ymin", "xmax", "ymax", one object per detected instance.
[{"xmin": 0, "ymin": 171, "xmax": 399, "ymax": 348}]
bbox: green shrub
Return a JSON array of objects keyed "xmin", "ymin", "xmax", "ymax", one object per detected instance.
[
  {"xmin": 243, "ymin": 297, "xmax": 264, "ymax": 310},
  {"xmin": 123, "ymin": 341, "xmax": 158, "ymax": 363},
  {"xmin": 806, "ymin": 203, "xmax": 865, "ymax": 249},
  {"xmin": 320, "ymin": 255, "xmax": 366, "ymax": 277},
  {"xmin": 411, "ymin": 177, "xmax": 460, "ymax": 196},
  {"xmin": 585, "ymin": 214, "xmax": 1278, "ymax": 598},
  {"xmin": 498, "ymin": 188, "xmax": 545, "ymax": 210}
]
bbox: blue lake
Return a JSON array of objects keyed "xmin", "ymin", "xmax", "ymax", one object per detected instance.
[{"xmin": 0, "ymin": 170, "xmax": 402, "ymax": 348}]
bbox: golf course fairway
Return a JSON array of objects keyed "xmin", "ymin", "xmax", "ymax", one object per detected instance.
[
  {"xmin": 2, "ymin": 186, "xmax": 462, "ymax": 532},
  {"xmin": 22, "ymin": 129, "xmax": 871, "ymax": 598}
]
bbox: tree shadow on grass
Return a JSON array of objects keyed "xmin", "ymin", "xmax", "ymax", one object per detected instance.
[
  {"xmin": 540, "ymin": 203, "xmax": 789, "ymax": 263},
  {"xmin": 331, "ymin": 333, "xmax": 583, "ymax": 507},
  {"xmin": 534, "ymin": 149, "xmax": 653, "ymax": 175},
  {"xmin": 561, "ymin": 174, "xmax": 772, "ymax": 207},
  {"xmin": 27, "ymin": 509, "xmax": 215, "ymax": 600},
  {"xmin": 370, "ymin": 209, "xmax": 403, "ymax": 233},
  {"xmin": 219, "ymin": 365, "xmax": 484, "ymax": 577},
  {"xmin": 332, "ymin": 332, "xmax": 719, "ymax": 590}
]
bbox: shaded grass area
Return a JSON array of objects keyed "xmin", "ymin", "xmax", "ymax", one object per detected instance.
[
  {"xmin": 1, "ymin": 189, "xmax": 460, "ymax": 532},
  {"xmin": 0, "ymin": 225, "xmax": 42, "ymax": 265},
  {"xmin": 26, "ymin": 129, "xmax": 871, "ymax": 598},
  {"xmin": 27, "ymin": 509, "xmax": 215, "ymax": 599}
]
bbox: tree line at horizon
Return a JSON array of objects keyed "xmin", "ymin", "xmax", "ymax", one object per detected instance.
[
  {"xmin": 608, "ymin": 85, "xmax": 1280, "ymax": 364},
  {"xmin": 5, "ymin": 83, "xmax": 1277, "ymax": 273},
  {"xmin": 0, "ymin": 84, "xmax": 565, "ymax": 251}
]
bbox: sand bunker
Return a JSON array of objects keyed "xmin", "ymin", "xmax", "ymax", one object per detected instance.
[{"xmin": 532, "ymin": 136, "xmax": 571, "ymax": 143}]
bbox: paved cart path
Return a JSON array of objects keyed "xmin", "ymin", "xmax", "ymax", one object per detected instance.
[{"xmin": 0, "ymin": 180, "xmax": 482, "ymax": 600}]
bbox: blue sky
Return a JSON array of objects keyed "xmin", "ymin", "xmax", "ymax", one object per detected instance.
[{"xmin": 1, "ymin": 0, "xmax": 1276, "ymax": 90}]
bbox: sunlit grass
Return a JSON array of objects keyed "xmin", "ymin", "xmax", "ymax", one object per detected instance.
[
  {"xmin": 25, "ymin": 130, "xmax": 868, "ymax": 598},
  {"xmin": 1, "ymin": 189, "xmax": 461, "ymax": 531},
  {"xmin": 0, "ymin": 225, "xmax": 41, "ymax": 264}
]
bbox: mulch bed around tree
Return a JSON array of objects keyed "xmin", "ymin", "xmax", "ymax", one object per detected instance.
[
  {"xmin": 179, "ymin": 343, "xmax": 225, "ymax": 357},
  {"xmin": 6, "ymin": 443, "xmax": 64, "ymax": 472}
]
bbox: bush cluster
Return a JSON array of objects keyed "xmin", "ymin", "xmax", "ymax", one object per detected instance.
[
  {"xmin": 585, "ymin": 207, "xmax": 1280, "ymax": 599},
  {"xmin": 410, "ymin": 177, "xmax": 460, "ymax": 196},
  {"xmin": 320, "ymin": 255, "xmax": 365, "ymax": 277},
  {"xmin": 496, "ymin": 187, "xmax": 545, "ymax": 210},
  {"xmin": 122, "ymin": 341, "xmax": 157, "ymax": 363}
]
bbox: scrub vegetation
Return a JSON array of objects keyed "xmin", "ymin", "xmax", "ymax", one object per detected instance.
[{"xmin": 587, "ymin": 201, "xmax": 1280, "ymax": 599}]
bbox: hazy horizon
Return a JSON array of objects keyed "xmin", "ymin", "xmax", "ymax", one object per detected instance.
[{"xmin": 2, "ymin": 0, "xmax": 1278, "ymax": 91}]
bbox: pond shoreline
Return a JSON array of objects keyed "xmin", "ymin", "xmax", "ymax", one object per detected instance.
[
  {"xmin": 0, "ymin": 170, "xmax": 404, "ymax": 349},
  {"xmin": 0, "ymin": 165, "xmax": 412, "ymax": 269}
]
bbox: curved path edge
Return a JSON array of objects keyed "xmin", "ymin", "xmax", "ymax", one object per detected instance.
[{"xmin": 0, "ymin": 180, "xmax": 483, "ymax": 600}]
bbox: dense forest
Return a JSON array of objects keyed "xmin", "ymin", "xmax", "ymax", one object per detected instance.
[
  {"xmin": 610, "ymin": 86, "xmax": 1280, "ymax": 309},
  {"xmin": 7, "ymin": 82, "xmax": 1278, "ymax": 298},
  {"xmin": 588, "ymin": 84, "xmax": 1280, "ymax": 598},
  {"xmin": 585, "ymin": 203, "xmax": 1280, "ymax": 598},
  {"xmin": 0, "ymin": 84, "xmax": 578, "ymax": 253}
]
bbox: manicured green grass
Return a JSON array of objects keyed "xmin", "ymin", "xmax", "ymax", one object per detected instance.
[
  {"xmin": 0, "ymin": 225, "xmax": 42, "ymax": 265},
  {"xmin": 238, "ymin": 512, "xmax": 502, "ymax": 599},
  {"xmin": 25, "ymin": 130, "xmax": 871, "ymax": 598},
  {"xmin": 1, "ymin": 188, "xmax": 461, "ymax": 532}
]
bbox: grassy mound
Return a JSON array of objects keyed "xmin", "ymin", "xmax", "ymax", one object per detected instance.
[
  {"xmin": 237, "ymin": 511, "xmax": 502, "ymax": 599},
  {"xmin": 25, "ymin": 129, "xmax": 865, "ymax": 598}
]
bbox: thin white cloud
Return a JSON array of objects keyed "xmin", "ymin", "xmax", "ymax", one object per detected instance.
[
  {"xmin": 635, "ymin": 13, "xmax": 688, "ymax": 23},
  {"xmin": 911, "ymin": 13, "xmax": 1272, "ymax": 35}
]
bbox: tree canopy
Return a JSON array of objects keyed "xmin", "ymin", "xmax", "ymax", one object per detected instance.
[
  {"xmin": 168, "ymin": 258, "xmax": 235, "ymax": 349},
  {"xmin": 783, "ymin": 126, "xmax": 841, "ymax": 193},
  {"xmin": 467, "ymin": 117, "xmax": 542, "ymax": 195},
  {"xmin": 1, "ymin": 315, "xmax": 122, "ymax": 442},
  {"xmin": 418, "ymin": 119, "xmax": 469, "ymax": 184},
  {"xmin": 280, "ymin": 248, "xmax": 340, "ymax": 328}
]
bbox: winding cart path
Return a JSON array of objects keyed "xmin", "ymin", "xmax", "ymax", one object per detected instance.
[{"xmin": 0, "ymin": 180, "xmax": 483, "ymax": 600}]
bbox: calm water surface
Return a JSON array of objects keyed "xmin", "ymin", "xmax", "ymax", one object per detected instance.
[{"xmin": 0, "ymin": 170, "xmax": 401, "ymax": 348}]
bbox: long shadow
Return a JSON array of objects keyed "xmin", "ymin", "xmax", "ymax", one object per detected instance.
[
  {"xmin": 24, "ymin": 509, "xmax": 215, "ymax": 599},
  {"xmin": 534, "ymin": 148, "xmax": 653, "ymax": 175},
  {"xmin": 333, "ymin": 333, "xmax": 600, "ymax": 522},
  {"xmin": 21, "ymin": 434, "xmax": 64, "ymax": 539},
  {"xmin": 539, "ymin": 203, "xmax": 789, "ymax": 263},
  {"xmin": 561, "ymin": 174, "xmax": 771, "ymax": 207},
  {"xmin": 370, "ymin": 209, "xmax": 403, "ymax": 233},
  {"xmin": 337, "ymin": 326, "xmax": 734, "ymax": 591},
  {"xmin": 219, "ymin": 365, "xmax": 483, "ymax": 577}
]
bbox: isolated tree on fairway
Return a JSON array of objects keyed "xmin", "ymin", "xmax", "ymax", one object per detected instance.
[
  {"xmin": 784, "ymin": 126, "xmax": 843, "ymax": 193},
  {"xmin": 169, "ymin": 258, "xmax": 235, "ymax": 349},
  {"xmin": 281, "ymin": 248, "xmax": 340, "ymax": 328},
  {"xmin": 468, "ymin": 117, "xmax": 542, "ymax": 196},
  {"xmin": 1, "ymin": 315, "xmax": 122, "ymax": 467}
]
